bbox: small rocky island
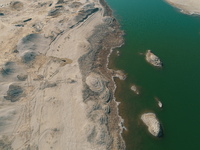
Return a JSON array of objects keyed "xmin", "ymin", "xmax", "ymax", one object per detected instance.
[
  {"xmin": 155, "ymin": 97, "xmax": 163, "ymax": 108},
  {"xmin": 145, "ymin": 50, "xmax": 163, "ymax": 67},
  {"xmin": 141, "ymin": 113, "xmax": 163, "ymax": 137},
  {"xmin": 130, "ymin": 85, "xmax": 139, "ymax": 95}
]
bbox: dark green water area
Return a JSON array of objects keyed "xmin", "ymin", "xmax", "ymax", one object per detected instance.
[{"xmin": 106, "ymin": 0, "xmax": 200, "ymax": 149}]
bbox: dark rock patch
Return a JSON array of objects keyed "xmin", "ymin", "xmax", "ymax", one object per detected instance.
[
  {"xmin": 48, "ymin": 9, "xmax": 60, "ymax": 16},
  {"xmin": 55, "ymin": 5, "xmax": 63, "ymax": 8},
  {"xmin": 13, "ymin": 49, "xmax": 19, "ymax": 53},
  {"xmin": 87, "ymin": 126, "xmax": 97, "ymax": 143},
  {"xmin": 23, "ymin": 18, "xmax": 32, "ymax": 23},
  {"xmin": 0, "ymin": 13, "xmax": 4, "ymax": 16},
  {"xmin": 10, "ymin": 1, "xmax": 24, "ymax": 11},
  {"xmin": 75, "ymin": 8, "xmax": 99, "ymax": 22},
  {"xmin": 17, "ymin": 33, "xmax": 50, "ymax": 54},
  {"xmin": 4, "ymin": 84, "xmax": 23, "ymax": 102},
  {"xmin": 56, "ymin": 0, "xmax": 64, "ymax": 4},
  {"xmin": 70, "ymin": 8, "xmax": 99, "ymax": 29},
  {"xmin": 17, "ymin": 74, "xmax": 28, "ymax": 81},
  {"xmin": 22, "ymin": 51, "xmax": 37, "ymax": 63},
  {"xmin": 0, "ymin": 137, "xmax": 12, "ymax": 150},
  {"xmin": 69, "ymin": 2, "xmax": 82, "ymax": 8},
  {"xmin": 1, "ymin": 62, "xmax": 15, "ymax": 77},
  {"xmin": 21, "ymin": 34, "xmax": 38, "ymax": 44},
  {"xmin": 15, "ymin": 24, "xmax": 24, "ymax": 27}
]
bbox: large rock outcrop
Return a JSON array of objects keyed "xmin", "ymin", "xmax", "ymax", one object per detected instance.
[
  {"xmin": 141, "ymin": 113, "xmax": 163, "ymax": 137},
  {"xmin": 145, "ymin": 50, "xmax": 163, "ymax": 67}
]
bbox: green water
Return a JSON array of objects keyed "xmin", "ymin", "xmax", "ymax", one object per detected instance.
[{"xmin": 106, "ymin": 0, "xmax": 200, "ymax": 149}]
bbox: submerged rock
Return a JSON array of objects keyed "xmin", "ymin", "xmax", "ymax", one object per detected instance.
[
  {"xmin": 145, "ymin": 50, "xmax": 163, "ymax": 67},
  {"xmin": 141, "ymin": 113, "xmax": 163, "ymax": 137}
]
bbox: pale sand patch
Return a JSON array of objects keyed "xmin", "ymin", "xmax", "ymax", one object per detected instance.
[{"xmin": 165, "ymin": 0, "xmax": 200, "ymax": 15}]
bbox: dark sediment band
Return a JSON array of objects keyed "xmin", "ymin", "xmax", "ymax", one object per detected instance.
[{"xmin": 78, "ymin": 0, "xmax": 126, "ymax": 149}]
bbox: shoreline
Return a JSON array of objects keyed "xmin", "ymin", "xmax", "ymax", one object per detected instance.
[
  {"xmin": 0, "ymin": 0, "xmax": 126, "ymax": 149},
  {"xmin": 79, "ymin": 0, "xmax": 126, "ymax": 148}
]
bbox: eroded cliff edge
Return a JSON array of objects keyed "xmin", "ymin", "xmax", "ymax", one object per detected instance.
[{"xmin": 0, "ymin": 0, "xmax": 125, "ymax": 149}]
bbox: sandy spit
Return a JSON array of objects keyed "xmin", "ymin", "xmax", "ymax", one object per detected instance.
[
  {"xmin": 165, "ymin": 0, "xmax": 200, "ymax": 15},
  {"xmin": 0, "ymin": 0, "xmax": 125, "ymax": 150}
]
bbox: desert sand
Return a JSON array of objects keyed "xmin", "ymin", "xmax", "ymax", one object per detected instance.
[
  {"xmin": 165, "ymin": 0, "xmax": 200, "ymax": 15},
  {"xmin": 0, "ymin": 0, "xmax": 125, "ymax": 149}
]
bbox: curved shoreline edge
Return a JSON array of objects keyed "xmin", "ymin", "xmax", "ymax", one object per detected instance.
[
  {"xmin": 0, "ymin": 0, "xmax": 126, "ymax": 149},
  {"xmin": 79, "ymin": 0, "xmax": 126, "ymax": 149},
  {"xmin": 99, "ymin": 0, "xmax": 126, "ymax": 149}
]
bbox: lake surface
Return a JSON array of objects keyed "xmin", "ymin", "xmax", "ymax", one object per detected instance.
[{"xmin": 106, "ymin": 0, "xmax": 200, "ymax": 149}]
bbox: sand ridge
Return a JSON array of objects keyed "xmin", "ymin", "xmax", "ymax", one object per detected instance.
[
  {"xmin": 165, "ymin": 0, "xmax": 200, "ymax": 15},
  {"xmin": 0, "ymin": 0, "xmax": 125, "ymax": 149}
]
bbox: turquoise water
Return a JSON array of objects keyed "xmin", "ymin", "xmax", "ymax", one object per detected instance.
[{"xmin": 106, "ymin": 0, "xmax": 200, "ymax": 149}]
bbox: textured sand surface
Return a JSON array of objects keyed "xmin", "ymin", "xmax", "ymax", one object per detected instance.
[
  {"xmin": 0, "ymin": 0, "xmax": 125, "ymax": 149},
  {"xmin": 166, "ymin": 0, "xmax": 200, "ymax": 14}
]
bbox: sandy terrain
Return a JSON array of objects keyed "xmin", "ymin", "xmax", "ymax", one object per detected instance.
[
  {"xmin": 165, "ymin": 0, "xmax": 200, "ymax": 14},
  {"xmin": 0, "ymin": 0, "xmax": 125, "ymax": 150}
]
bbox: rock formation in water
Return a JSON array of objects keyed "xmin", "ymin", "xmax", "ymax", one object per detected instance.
[
  {"xmin": 155, "ymin": 97, "xmax": 163, "ymax": 108},
  {"xmin": 141, "ymin": 113, "xmax": 163, "ymax": 137},
  {"xmin": 145, "ymin": 50, "xmax": 163, "ymax": 67},
  {"xmin": 158, "ymin": 101, "xmax": 163, "ymax": 108},
  {"xmin": 130, "ymin": 85, "xmax": 139, "ymax": 95}
]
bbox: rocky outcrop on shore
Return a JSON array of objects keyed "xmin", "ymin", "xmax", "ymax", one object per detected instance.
[
  {"xmin": 145, "ymin": 50, "xmax": 163, "ymax": 67},
  {"xmin": 141, "ymin": 113, "xmax": 163, "ymax": 137}
]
